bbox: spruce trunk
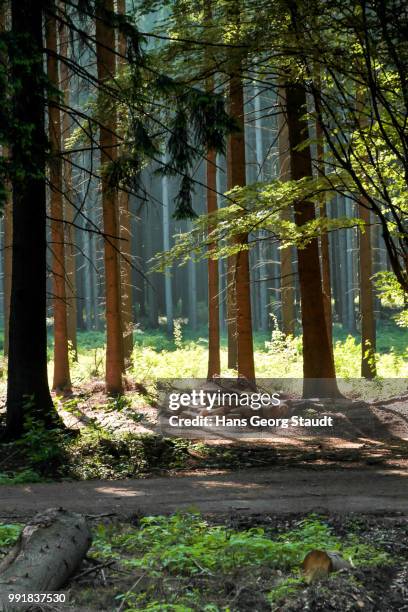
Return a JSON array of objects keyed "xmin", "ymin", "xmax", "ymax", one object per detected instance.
[
  {"xmin": 6, "ymin": 0, "xmax": 56, "ymax": 438},
  {"xmin": 117, "ymin": 0, "xmax": 133, "ymax": 366},
  {"xmin": 60, "ymin": 24, "xmax": 78, "ymax": 361},
  {"xmin": 96, "ymin": 0, "xmax": 124, "ymax": 394},
  {"xmin": 285, "ymin": 83, "xmax": 339, "ymax": 398},
  {"xmin": 227, "ymin": 73, "xmax": 255, "ymax": 383},
  {"xmin": 316, "ymin": 117, "xmax": 333, "ymax": 349},
  {"xmin": 359, "ymin": 202, "xmax": 377, "ymax": 378},
  {"xmin": 278, "ymin": 87, "xmax": 295, "ymax": 335},
  {"xmin": 207, "ymin": 149, "xmax": 221, "ymax": 379},
  {"xmin": 46, "ymin": 6, "xmax": 71, "ymax": 392}
]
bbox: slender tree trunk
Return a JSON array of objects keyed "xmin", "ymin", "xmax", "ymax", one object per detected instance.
[
  {"xmin": 6, "ymin": 0, "xmax": 57, "ymax": 438},
  {"xmin": 278, "ymin": 87, "xmax": 296, "ymax": 335},
  {"xmin": 315, "ymin": 116, "xmax": 333, "ymax": 348},
  {"xmin": 284, "ymin": 83, "xmax": 339, "ymax": 398},
  {"xmin": 226, "ymin": 255, "xmax": 237, "ymax": 368},
  {"xmin": 96, "ymin": 0, "xmax": 123, "ymax": 394},
  {"xmin": 3, "ymin": 177, "xmax": 11, "ymax": 358},
  {"xmin": 346, "ymin": 199, "xmax": 357, "ymax": 333},
  {"xmin": 117, "ymin": 0, "xmax": 133, "ymax": 366},
  {"xmin": 227, "ymin": 72, "xmax": 255, "ymax": 382},
  {"xmin": 338, "ymin": 197, "xmax": 347, "ymax": 327},
  {"xmin": 359, "ymin": 202, "xmax": 377, "ymax": 378},
  {"xmin": 206, "ymin": 148, "xmax": 221, "ymax": 379},
  {"xmin": 162, "ymin": 164, "xmax": 173, "ymax": 336},
  {"xmin": 46, "ymin": 5, "xmax": 71, "ymax": 392},
  {"xmin": 0, "ymin": 8, "xmax": 11, "ymax": 358},
  {"xmin": 253, "ymin": 83, "xmax": 268, "ymax": 332},
  {"xmin": 60, "ymin": 23, "xmax": 77, "ymax": 361},
  {"xmin": 188, "ymin": 222, "xmax": 197, "ymax": 330}
]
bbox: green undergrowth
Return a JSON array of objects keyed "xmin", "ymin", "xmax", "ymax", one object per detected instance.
[
  {"xmin": 81, "ymin": 512, "xmax": 392, "ymax": 611},
  {"xmin": 40, "ymin": 322, "xmax": 408, "ymax": 384},
  {"xmin": 0, "ymin": 414, "xmax": 279, "ymax": 483},
  {"xmin": 0, "ymin": 513, "xmax": 400, "ymax": 611}
]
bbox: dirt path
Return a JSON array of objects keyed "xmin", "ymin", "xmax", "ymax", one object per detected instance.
[{"xmin": 1, "ymin": 466, "xmax": 408, "ymax": 519}]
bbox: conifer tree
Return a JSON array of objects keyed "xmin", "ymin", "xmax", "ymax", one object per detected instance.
[
  {"xmin": 46, "ymin": 3, "xmax": 71, "ymax": 392},
  {"xmin": 96, "ymin": 0, "xmax": 124, "ymax": 394}
]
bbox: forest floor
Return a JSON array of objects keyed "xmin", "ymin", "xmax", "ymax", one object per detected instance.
[
  {"xmin": 1, "ymin": 327, "xmax": 408, "ymax": 610},
  {"xmin": 1, "ymin": 510, "xmax": 408, "ymax": 611}
]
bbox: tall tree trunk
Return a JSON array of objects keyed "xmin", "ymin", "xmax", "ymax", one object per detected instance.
[
  {"xmin": 284, "ymin": 83, "xmax": 339, "ymax": 398},
  {"xmin": 253, "ymin": 82, "xmax": 268, "ymax": 332},
  {"xmin": 206, "ymin": 147, "xmax": 221, "ymax": 379},
  {"xmin": 0, "ymin": 8, "xmax": 11, "ymax": 358},
  {"xmin": 359, "ymin": 202, "xmax": 377, "ymax": 378},
  {"xmin": 227, "ymin": 72, "xmax": 255, "ymax": 382},
  {"xmin": 162, "ymin": 165, "xmax": 173, "ymax": 336},
  {"xmin": 6, "ymin": 0, "xmax": 57, "ymax": 438},
  {"xmin": 3, "ymin": 175, "xmax": 11, "ymax": 358},
  {"xmin": 117, "ymin": 0, "xmax": 133, "ymax": 366},
  {"xmin": 46, "ymin": 5, "xmax": 71, "ymax": 392},
  {"xmin": 96, "ymin": 0, "xmax": 123, "ymax": 394},
  {"xmin": 188, "ymin": 222, "xmax": 197, "ymax": 330},
  {"xmin": 346, "ymin": 199, "xmax": 357, "ymax": 334},
  {"xmin": 278, "ymin": 87, "xmax": 296, "ymax": 335},
  {"xmin": 60, "ymin": 22, "xmax": 77, "ymax": 361},
  {"xmin": 315, "ymin": 116, "xmax": 333, "ymax": 349}
]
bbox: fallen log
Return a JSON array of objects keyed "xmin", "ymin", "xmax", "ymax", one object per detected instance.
[{"xmin": 0, "ymin": 507, "xmax": 92, "ymax": 611}]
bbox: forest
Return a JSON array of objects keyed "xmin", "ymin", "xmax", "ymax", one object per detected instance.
[{"xmin": 0, "ymin": 0, "xmax": 408, "ymax": 610}]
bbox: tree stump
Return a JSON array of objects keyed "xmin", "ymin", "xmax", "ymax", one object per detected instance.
[
  {"xmin": 302, "ymin": 549, "xmax": 351, "ymax": 583},
  {"xmin": 0, "ymin": 507, "xmax": 92, "ymax": 611}
]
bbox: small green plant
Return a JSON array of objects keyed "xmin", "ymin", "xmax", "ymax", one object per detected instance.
[
  {"xmin": 0, "ymin": 523, "xmax": 22, "ymax": 547},
  {"xmin": 267, "ymin": 576, "xmax": 304, "ymax": 604},
  {"xmin": 173, "ymin": 318, "xmax": 185, "ymax": 350},
  {"xmin": 104, "ymin": 395, "xmax": 132, "ymax": 412},
  {"xmin": 89, "ymin": 348, "xmax": 104, "ymax": 377},
  {"xmin": 15, "ymin": 412, "xmax": 69, "ymax": 477}
]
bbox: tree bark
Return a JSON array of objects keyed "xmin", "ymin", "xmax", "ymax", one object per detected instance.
[
  {"xmin": 0, "ymin": 508, "xmax": 91, "ymax": 611},
  {"xmin": 187, "ymin": 229, "xmax": 197, "ymax": 330},
  {"xmin": 253, "ymin": 82, "xmax": 269, "ymax": 332},
  {"xmin": 2, "ymin": 181, "xmax": 11, "ymax": 359},
  {"xmin": 278, "ymin": 87, "xmax": 296, "ymax": 336},
  {"xmin": 46, "ymin": 4, "xmax": 71, "ymax": 392},
  {"xmin": 96, "ymin": 0, "xmax": 124, "ymax": 394},
  {"xmin": 315, "ymin": 115, "xmax": 333, "ymax": 350},
  {"xmin": 359, "ymin": 202, "xmax": 377, "ymax": 378},
  {"xmin": 0, "ymin": 8, "xmax": 11, "ymax": 359},
  {"xmin": 6, "ymin": 0, "xmax": 57, "ymax": 439},
  {"xmin": 285, "ymin": 82, "xmax": 340, "ymax": 398},
  {"xmin": 227, "ymin": 72, "xmax": 255, "ymax": 382},
  {"xmin": 162, "ymin": 165, "xmax": 173, "ymax": 336},
  {"xmin": 206, "ymin": 148, "xmax": 221, "ymax": 379},
  {"xmin": 60, "ymin": 22, "xmax": 78, "ymax": 361},
  {"xmin": 117, "ymin": 0, "xmax": 133, "ymax": 367}
]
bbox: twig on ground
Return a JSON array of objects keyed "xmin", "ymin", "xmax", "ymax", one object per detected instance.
[
  {"xmin": 116, "ymin": 574, "xmax": 146, "ymax": 612},
  {"xmin": 73, "ymin": 560, "xmax": 115, "ymax": 581}
]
